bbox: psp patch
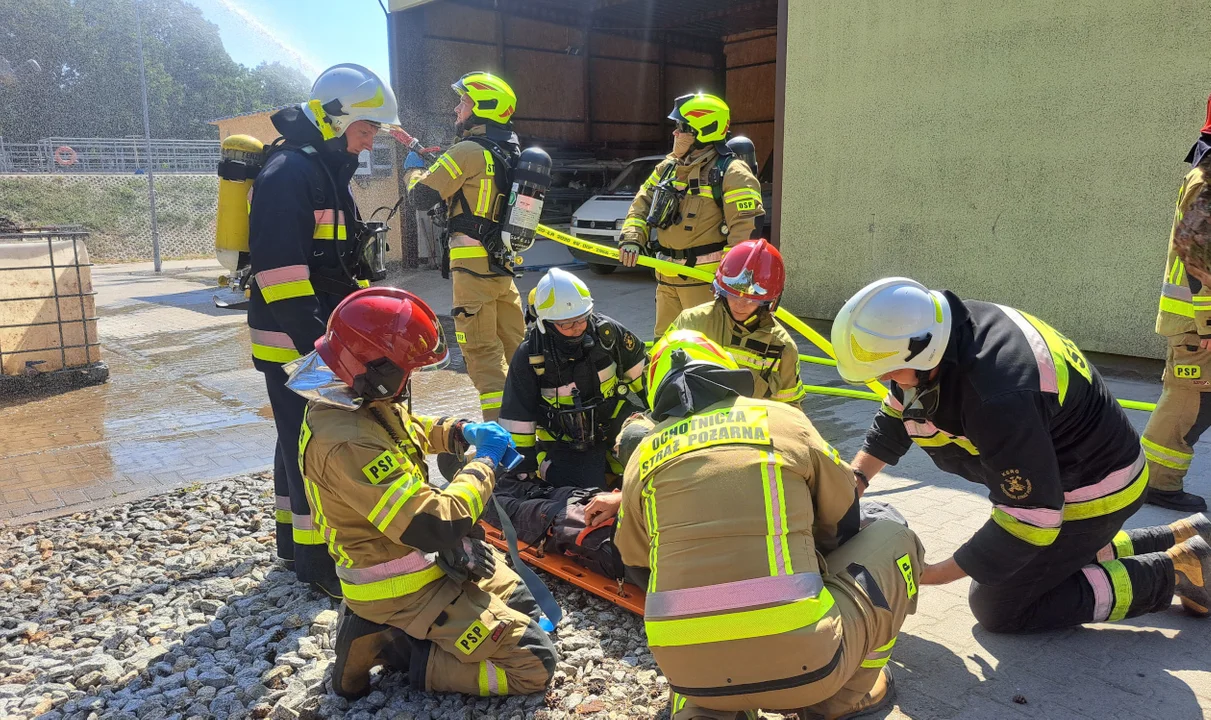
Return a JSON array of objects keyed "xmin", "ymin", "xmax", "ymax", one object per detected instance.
[
  {"xmin": 361, "ymin": 450, "xmax": 401, "ymax": 484},
  {"xmin": 457, "ymin": 620, "xmax": 494, "ymax": 656},
  {"xmin": 896, "ymin": 554, "xmax": 917, "ymax": 599},
  {"xmin": 1175, "ymin": 364, "xmax": 1202, "ymax": 380}
]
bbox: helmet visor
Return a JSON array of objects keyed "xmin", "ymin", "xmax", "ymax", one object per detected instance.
[{"xmin": 416, "ymin": 323, "xmax": 450, "ymax": 372}]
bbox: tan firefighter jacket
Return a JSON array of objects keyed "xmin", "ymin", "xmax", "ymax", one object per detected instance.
[
  {"xmin": 407, "ymin": 126, "xmax": 513, "ymax": 277},
  {"xmin": 615, "ymin": 396, "xmax": 861, "ymax": 697},
  {"xmin": 1156, "ymin": 165, "xmax": 1210, "ymax": 339},
  {"xmin": 619, "ymin": 147, "xmax": 763, "ymax": 287},
  {"xmin": 299, "ymin": 400, "xmax": 495, "ymax": 625},
  {"xmin": 669, "ymin": 300, "xmax": 805, "ymax": 404}
]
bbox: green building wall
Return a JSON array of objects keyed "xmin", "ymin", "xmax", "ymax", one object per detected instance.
[{"xmin": 779, "ymin": 0, "xmax": 1209, "ymax": 359}]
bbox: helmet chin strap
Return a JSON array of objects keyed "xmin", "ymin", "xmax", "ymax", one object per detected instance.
[{"xmin": 902, "ymin": 368, "xmax": 941, "ymax": 420}]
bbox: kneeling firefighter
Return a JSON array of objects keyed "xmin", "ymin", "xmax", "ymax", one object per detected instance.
[
  {"xmin": 668, "ymin": 238, "xmax": 805, "ymax": 406},
  {"xmin": 487, "ymin": 268, "xmax": 648, "ymax": 578},
  {"xmin": 405, "ymin": 71, "xmax": 552, "ymax": 422},
  {"xmin": 607, "ymin": 330, "xmax": 924, "ymax": 719},
  {"xmin": 246, "ymin": 63, "xmax": 397, "ymax": 595},
  {"xmin": 836, "ymin": 278, "xmax": 1211, "ymax": 632},
  {"xmin": 285, "ymin": 287, "xmax": 557, "ymax": 699},
  {"xmin": 617, "ymin": 93, "xmax": 765, "ymax": 336}
]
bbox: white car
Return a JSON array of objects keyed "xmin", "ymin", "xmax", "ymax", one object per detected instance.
[{"xmin": 568, "ymin": 155, "xmax": 664, "ymax": 274}]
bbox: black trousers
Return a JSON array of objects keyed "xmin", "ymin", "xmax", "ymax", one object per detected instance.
[
  {"xmin": 969, "ymin": 493, "xmax": 1175, "ymax": 633},
  {"xmin": 262, "ymin": 363, "xmax": 337, "ymax": 587}
]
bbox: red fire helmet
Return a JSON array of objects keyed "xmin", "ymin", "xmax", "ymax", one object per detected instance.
[
  {"xmin": 713, "ymin": 238, "xmax": 786, "ymax": 306},
  {"xmin": 316, "ymin": 287, "xmax": 448, "ymax": 399}
]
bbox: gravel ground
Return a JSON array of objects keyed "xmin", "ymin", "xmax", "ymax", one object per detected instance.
[{"xmin": 0, "ymin": 473, "xmax": 798, "ymax": 720}]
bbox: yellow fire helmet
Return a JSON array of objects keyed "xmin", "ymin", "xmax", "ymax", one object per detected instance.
[
  {"xmin": 646, "ymin": 329, "xmax": 739, "ymax": 409},
  {"xmin": 668, "ymin": 92, "xmax": 731, "ymax": 143},
  {"xmin": 452, "ymin": 72, "xmax": 518, "ymax": 125}
]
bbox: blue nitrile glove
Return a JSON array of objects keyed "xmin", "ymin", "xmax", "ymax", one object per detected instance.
[
  {"xmin": 461, "ymin": 422, "xmax": 514, "ymax": 467},
  {"xmin": 404, "ymin": 151, "xmax": 426, "ymax": 170}
]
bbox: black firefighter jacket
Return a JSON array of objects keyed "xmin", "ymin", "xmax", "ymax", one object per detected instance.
[
  {"xmin": 861, "ymin": 293, "xmax": 1143, "ymax": 585},
  {"xmin": 246, "ymin": 106, "xmax": 364, "ymax": 371}
]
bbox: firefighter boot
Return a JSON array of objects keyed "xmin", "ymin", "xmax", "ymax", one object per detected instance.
[
  {"xmin": 1167, "ymin": 536, "xmax": 1211, "ymax": 616},
  {"xmin": 332, "ymin": 605, "xmax": 408, "ymax": 699},
  {"xmin": 1171, "ymin": 513, "xmax": 1211, "ymax": 545},
  {"xmin": 800, "ymin": 668, "xmax": 896, "ymax": 720}
]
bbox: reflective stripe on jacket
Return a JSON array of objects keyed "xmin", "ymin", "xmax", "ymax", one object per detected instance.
[
  {"xmin": 299, "ymin": 402, "xmax": 490, "ymax": 614},
  {"xmin": 669, "ymin": 299, "xmax": 804, "ymax": 404},
  {"xmin": 1156, "ymin": 166, "xmax": 1210, "ymax": 337},
  {"xmin": 616, "ymin": 397, "xmax": 860, "ymax": 696}
]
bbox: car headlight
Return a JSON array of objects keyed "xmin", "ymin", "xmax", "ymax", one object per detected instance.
[
  {"xmin": 615, "ymin": 219, "xmax": 625, "ymax": 230},
  {"xmin": 572, "ymin": 216, "xmax": 580, "ymax": 228}
]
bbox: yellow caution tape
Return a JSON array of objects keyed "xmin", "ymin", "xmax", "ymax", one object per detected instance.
[
  {"xmin": 536, "ymin": 224, "xmax": 886, "ymax": 399},
  {"xmin": 537, "ymin": 225, "xmax": 1156, "ymax": 413}
]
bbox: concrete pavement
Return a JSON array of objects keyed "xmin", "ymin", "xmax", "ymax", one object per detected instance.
[{"xmin": 0, "ymin": 255, "xmax": 1208, "ymax": 718}]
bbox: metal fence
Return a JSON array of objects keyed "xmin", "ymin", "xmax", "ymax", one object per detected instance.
[{"xmin": 0, "ymin": 137, "xmax": 220, "ymax": 174}]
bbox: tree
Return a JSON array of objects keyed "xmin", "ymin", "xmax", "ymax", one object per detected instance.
[{"xmin": 0, "ymin": 0, "xmax": 310, "ymax": 142}]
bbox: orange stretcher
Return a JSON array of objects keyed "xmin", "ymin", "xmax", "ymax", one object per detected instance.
[{"xmin": 480, "ymin": 521, "xmax": 646, "ymax": 616}]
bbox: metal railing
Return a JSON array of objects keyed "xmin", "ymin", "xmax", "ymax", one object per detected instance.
[{"xmin": 0, "ymin": 137, "xmax": 220, "ymax": 174}]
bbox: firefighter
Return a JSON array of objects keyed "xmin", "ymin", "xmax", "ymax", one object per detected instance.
[
  {"xmin": 248, "ymin": 63, "xmax": 398, "ymax": 596},
  {"xmin": 667, "ymin": 238, "xmax": 805, "ymax": 405},
  {"xmin": 499, "ymin": 268, "xmax": 648, "ymax": 488},
  {"xmin": 480, "ymin": 269, "xmax": 647, "ymax": 579},
  {"xmin": 617, "ymin": 93, "xmax": 765, "ymax": 337},
  {"xmin": 285, "ymin": 287, "xmax": 557, "ymax": 699},
  {"xmin": 600, "ymin": 330, "xmax": 923, "ymax": 719},
  {"xmin": 1140, "ymin": 94, "xmax": 1211, "ymax": 512},
  {"xmin": 405, "ymin": 72, "xmax": 526, "ymax": 422},
  {"xmin": 833, "ymin": 277, "xmax": 1211, "ymax": 633}
]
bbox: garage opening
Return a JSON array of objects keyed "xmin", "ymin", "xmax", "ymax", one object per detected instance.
[{"xmin": 388, "ymin": 0, "xmax": 783, "ymax": 269}]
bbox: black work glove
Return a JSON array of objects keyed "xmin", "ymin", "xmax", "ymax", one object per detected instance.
[{"xmin": 436, "ymin": 537, "xmax": 496, "ymax": 584}]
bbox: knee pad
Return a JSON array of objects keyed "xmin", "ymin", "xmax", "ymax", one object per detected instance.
[
  {"xmin": 332, "ymin": 606, "xmax": 406, "ymax": 699},
  {"xmin": 518, "ymin": 618, "xmax": 559, "ymax": 682}
]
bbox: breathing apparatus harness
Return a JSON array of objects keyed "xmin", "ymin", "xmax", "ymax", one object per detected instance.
[
  {"xmin": 444, "ymin": 127, "xmax": 552, "ymax": 278},
  {"xmin": 720, "ymin": 297, "xmax": 784, "ymax": 389},
  {"xmin": 256, "ymin": 136, "xmax": 389, "ymax": 295},
  {"xmin": 530, "ymin": 317, "xmax": 636, "ymax": 452},
  {"xmin": 643, "ymin": 141, "xmax": 737, "ymax": 265}
]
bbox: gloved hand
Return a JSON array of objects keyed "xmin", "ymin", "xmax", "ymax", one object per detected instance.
[
  {"xmin": 435, "ymin": 537, "xmax": 497, "ymax": 584},
  {"xmin": 461, "ymin": 422, "xmax": 514, "ymax": 467},
  {"xmin": 404, "ymin": 151, "xmax": 426, "ymax": 170},
  {"xmin": 618, "ymin": 241, "xmax": 644, "ymax": 268}
]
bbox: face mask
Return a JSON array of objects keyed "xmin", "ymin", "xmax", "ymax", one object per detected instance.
[{"xmin": 672, "ymin": 132, "xmax": 696, "ymax": 158}]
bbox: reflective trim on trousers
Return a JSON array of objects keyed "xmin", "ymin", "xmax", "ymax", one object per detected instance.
[
  {"xmin": 480, "ymin": 391, "xmax": 503, "ymax": 411},
  {"xmin": 477, "ymin": 660, "xmax": 508, "ymax": 696},
  {"xmin": 860, "ymin": 636, "xmax": 898, "ymax": 669},
  {"xmin": 1142, "ymin": 437, "xmax": 1192, "ymax": 471},
  {"xmin": 291, "ymin": 513, "xmax": 326, "ymax": 545},
  {"xmin": 1082, "ymin": 560, "xmax": 1133, "ymax": 622},
  {"xmin": 274, "ymin": 495, "xmax": 292, "ymax": 524}
]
